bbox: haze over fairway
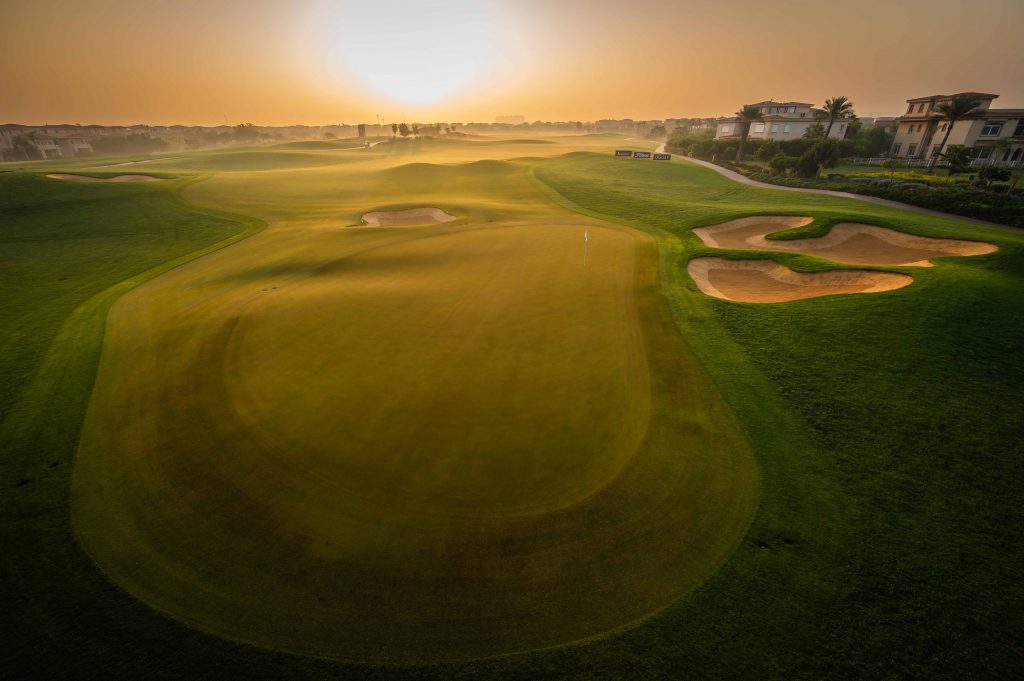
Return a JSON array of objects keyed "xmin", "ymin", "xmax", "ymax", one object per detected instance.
[
  {"xmin": 3, "ymin": 131, "xmax": 1023, "ymax": 678},
  {"xmin": 70, "ymin": 137, "xmax": 759, "ymax": 660}
]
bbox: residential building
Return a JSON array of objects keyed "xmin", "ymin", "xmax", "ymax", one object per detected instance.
[
  {"xmin": 889, "ymin": 92, "xmax": 1024, "ymax": 164},
  {"xmin": 57, "ymin": 134, "xmax": 93, "ymax": 156},
  {"xmin": 715, "ymin": 100, "xmax": 849, "ymax": 141}
]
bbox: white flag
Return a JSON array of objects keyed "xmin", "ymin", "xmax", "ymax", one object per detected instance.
[{"xmin": 584, "ymin": 231, "xmax": 589, "ymax": 241}]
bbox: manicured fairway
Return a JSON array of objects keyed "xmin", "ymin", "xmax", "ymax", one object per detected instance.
[
  {"xmin": 2, "ymin": 135, "xmax": 1022, "ymax": 679},
  {"xmin": 70, "ymin": 140, "xmax": 758, "ymax": 660}
]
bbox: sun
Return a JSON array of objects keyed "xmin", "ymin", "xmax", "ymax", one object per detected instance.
[{"xmin": 318, "ymin": 0, "xmax": 496, "ymax": 106}]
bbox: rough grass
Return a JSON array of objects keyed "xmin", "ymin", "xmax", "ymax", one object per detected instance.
[{"xmin": 532, "ymin": 152, "xmax": 1024, "ymax": 679}]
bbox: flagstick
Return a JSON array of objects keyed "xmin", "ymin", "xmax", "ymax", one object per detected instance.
[{"xmin": 583, "ymin": 230, "xmax": 589, "ymax": 267}]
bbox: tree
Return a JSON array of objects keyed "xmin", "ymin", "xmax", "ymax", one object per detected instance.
[
  {"xmin": 233, "ymin": 122, "xmax": 259, "ymax": 143},
  {"xmin": 756, "ymin": 139, "xmax": 781, "ymax": 162},
  {"xmin": 939, "ymin": 145, "xmax": 972, "ymax": 183},
  {"xmin": 323, "ymin": 132, "xmax": 336, "ymax": 140},
  {"xmin": 978, "ymin": 166, "xmax": 1011, "ymax": 188},
  {"xmin": 768, "ymin": 153, "xmax": 796, "ymax": 176},
  {"xmin": 398, "ymin": 123, "xmax": 411, "ymax": 138},
  {"xmin": 820, "ymin": 96, "xmax": 855, "ymax": 138},
  {"xmin": 882, "ymin": 158, "xmax": 899, "ymax": 183},
  {"xmin": 648, "ymin": 124, "xmax": 667, "ymax": 139},
  {"xmin": 796, "ymin": 138, "xmax": 841, "ymax": 178},
  {"xmin": 391, "ymin": 123, "xmax": 398, "ymax": 139},
  {"xmin": 411, "ymin": 124, "xmax": 420, "ymax": 138},
  {"xmin": 929, "ymin": 93, "xmax": 982, "ymax": 168},
  {"xmin": 734, "ymin": 104, "xmax": 764, "ymax": 162},
  {"xmin": 11, "ymin": 132, "xmax": 40, "ymax": 160},
  {"xmin": 845, "ymin": 116, "xmax": 863, "ymax": 140},
  {"xmin": 856, "ymin": 127, "xmax": 895, "ymax": 157},
  {"xmin": 803, "ymin": 123, "xmax": 826, "ymax": 139}
]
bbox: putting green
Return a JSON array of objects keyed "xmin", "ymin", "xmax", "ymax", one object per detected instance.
[{"xmin": 70, "ymin": 139, "xmax": 758, "ymax": 661}]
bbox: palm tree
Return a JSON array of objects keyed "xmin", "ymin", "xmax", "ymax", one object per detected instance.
[
  {"xmin": 821, "ymin": 96, "xmax": 855, "ymax": 138},
  {"xmin": 930, "ymin": 93, "xmax": 982, "ymax": 168},
  {"xmin": 734, "ymin": 104, "xmax": 764, "ymax": 162}
]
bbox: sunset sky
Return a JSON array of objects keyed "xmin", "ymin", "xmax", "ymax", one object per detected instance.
[{"xmin": 3, "ymin": 0, "xmax": 1022, "ymax": 126}]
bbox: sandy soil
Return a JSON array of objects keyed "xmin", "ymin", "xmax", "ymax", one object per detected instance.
[
  {"xmin": 46, "ymin": 173, "xmax": 160, "ymax": 183},
  {"xmin": 688, "ymin": 257, "xmax": 913, "ymax": 303},
  {"xmin": 359, "ymin": 207, "xmax": 457, "ymax": 227},
  {"xmin": 694, "ymin": 216, "xmax": 997, "ymax": 267}
]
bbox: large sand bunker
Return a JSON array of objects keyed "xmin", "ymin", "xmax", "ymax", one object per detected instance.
[
  {"xmin": 46, "ymin": 173, "xmax": 160, "ymax": 183},
  {"xmin": 359, "ymin": 207, "xmax": 457, "ymax": 227},
  {"xmin": 694, "ymin": 216, "xmax": 996, "ymax": 267},
  {"xmin": 688, "ymin": 257, "xmax": 913, "ymax": 303}
]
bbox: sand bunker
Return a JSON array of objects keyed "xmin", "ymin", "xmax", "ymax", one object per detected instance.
[
  {"xmin": 688, "ymin": 257, "xmax": 913, "ymax": 303},
  {"xmin": 694, "ymin": 216, "xmax": 996, "ymax": 267},
  {"xmin": 359, "ymin": 207, "xmax": 457, "ymax": 227},
  {"xmin": 46, "ymin": 173, "xmax": 160, "ymax": 183}
]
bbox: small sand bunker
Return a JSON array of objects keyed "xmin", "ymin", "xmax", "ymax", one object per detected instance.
[
  {"xmin": 694, "ymin": 216, "xmax": 996, "ymax": 267},
  {"xmin": 46, "ymin": 174, "xmax": 160, "ymax": 183},
  {"xmin": 688, "ymin": 257, "xmax": 913, "ymax": 303},
  {"xmin": 359, "ymin": 207, "xmax": 457, "ymax": 227}
]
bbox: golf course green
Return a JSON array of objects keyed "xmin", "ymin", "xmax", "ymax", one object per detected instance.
[{"xmin": 2, "ymin": 134, "xmax": 1022, "ymax": 678}]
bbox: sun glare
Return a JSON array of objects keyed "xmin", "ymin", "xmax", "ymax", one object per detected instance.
[{"xmin": 319, "ymin": 0, "xmax": 496, "ymax": 106}]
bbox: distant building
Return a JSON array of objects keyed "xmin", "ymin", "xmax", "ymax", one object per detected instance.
[
  {"xmin": 495, "ymin": 115, "xmax": 525, "ymax": 125},
  {"xmin": 57, "ymin": 134, "xmax": 93, "ymax": 156},
  {"xmin": 30, "ymin": 134, "xmax": 63, "ymax": 158},
  {"xmin": 890, "ymin": 92, "xmax": 1024, "ymax": 164},
  {"xmin": 715, "ymin": 100, "xmax": 849, "ymax": 141}
]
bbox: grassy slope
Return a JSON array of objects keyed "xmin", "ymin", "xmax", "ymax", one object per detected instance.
[
  {"xmin": 3, "ymin": 140, "xmax": 1021, "ymax": 679},
  {"xmin": 530, "ymin": 152, "xmax": 1024, "ymax": 679},
  {"xmin": 69, "ymin": 149, "xmax": 757, "ymax": 661}
]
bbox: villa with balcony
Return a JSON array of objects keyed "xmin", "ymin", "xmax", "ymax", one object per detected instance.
[
  {"xmin": 714, "ymin": 100, "xmax": 849, "ymax": 141},
  {"xmin": 890, "ymin": 92, "xmax": 1024, "ymax": 165}
]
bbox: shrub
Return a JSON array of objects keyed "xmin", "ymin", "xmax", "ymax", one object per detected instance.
[
  {"xmin": 756, "ymin": 139, "xmax": 781, "ymax": 162},
  {"xmin": 796, "ymin": 139, "xmax": 841, "ymax": 177}
]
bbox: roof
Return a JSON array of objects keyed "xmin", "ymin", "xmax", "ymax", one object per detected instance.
[
  {"xmin": 906, "ymin": 92, "xmax": 999, "ymax": 103},
  {"xmin": 751, "ymin": 100, "xmax": 814, "ymax": 107},
  {"xmin": 898, "ymin": 107, "xmax": 1024, "ymax": 122}
]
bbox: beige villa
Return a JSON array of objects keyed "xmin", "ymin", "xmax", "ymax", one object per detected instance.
[
  {"xmin": 890, "ymin": 92, "xmax": 1024, "ymax": 165},
  {"xmin": 715, "ymin": 100, "xmax": 849, "ymax": 141}
]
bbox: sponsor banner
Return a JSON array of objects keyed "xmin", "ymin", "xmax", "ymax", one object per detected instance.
[
  {"xmin": 653, "ymin": 153, "xmax": 672, "ymax": 160},
  {"xmin": 615, "ymin": 150, "xmax": 632, "ymax": 157},
  {"xmin": 633, "ymin": 151, "xmax": 652, "ymax": 159}
]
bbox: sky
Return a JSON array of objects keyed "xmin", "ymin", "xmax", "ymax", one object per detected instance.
[{"xmin": 2, "ymin": 0, "xmax": 1023, "ymax": 126}]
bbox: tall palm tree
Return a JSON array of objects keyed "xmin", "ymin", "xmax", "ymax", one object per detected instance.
[
  {"xmin": 930, "ymin": 93, "xmax": 982, "ymax": 167},
  {"xmin": 734, "ymin": 104, "xmax": 764, "ymax": 162},
  {"xmin": 821, "ymin": 96, "xmax": 855, "ymax": 138}
]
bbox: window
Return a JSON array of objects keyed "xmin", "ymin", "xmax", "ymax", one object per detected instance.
[
  {"xmin": 719, "ymin": 124, "xmax": 732, "ymax": 135},
  {"xmin": 787, "ymin": 106, "xmax": 796, "ymax": 113},
  {"xmin": 918, "ymin": 103, "xmax": 925, "ymax": 113},
  {"xmin": 892, "ymin": 143, "xmax": 902, "ymax": 155},
  {"xmin": 1014, "ymin": 122, "xmax": 1024, "ymax": 136},
  {"xmin": 770, "ymin": 124, "xmax": 779, "ymax": 133},
  {"xmin": 972, "ymin": 147, "xmax": 992, "ymax": 159},
  {"xmin": 800, "ymin": 113, "xmax": 806, "ymax": 118},
  {"xmin": 783, "ymin": 123, "xmax": 791, "ymax": 133},
  {"xmin": 753, "ymin": 123, "xmax": 765, "ymax": 133},
  {"xmin": 907, "ymin": 143, "xmax": 918, "ymax": 156},
  {"xmin": 980, "ymin": 122, "xmax": 1003, "ymax": 136}
]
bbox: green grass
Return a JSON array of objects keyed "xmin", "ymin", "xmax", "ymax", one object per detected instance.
[
  {"xmin": 2, "ymin": 142, "xmax": 1022, "ymax": 679},
  {"xmin": 68, "ymin": 144, "xmax": 757, "ymax": 662},
  {"xmin": 531, "ymin": 152, "xmax": 1024, "ymax": 678}
]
